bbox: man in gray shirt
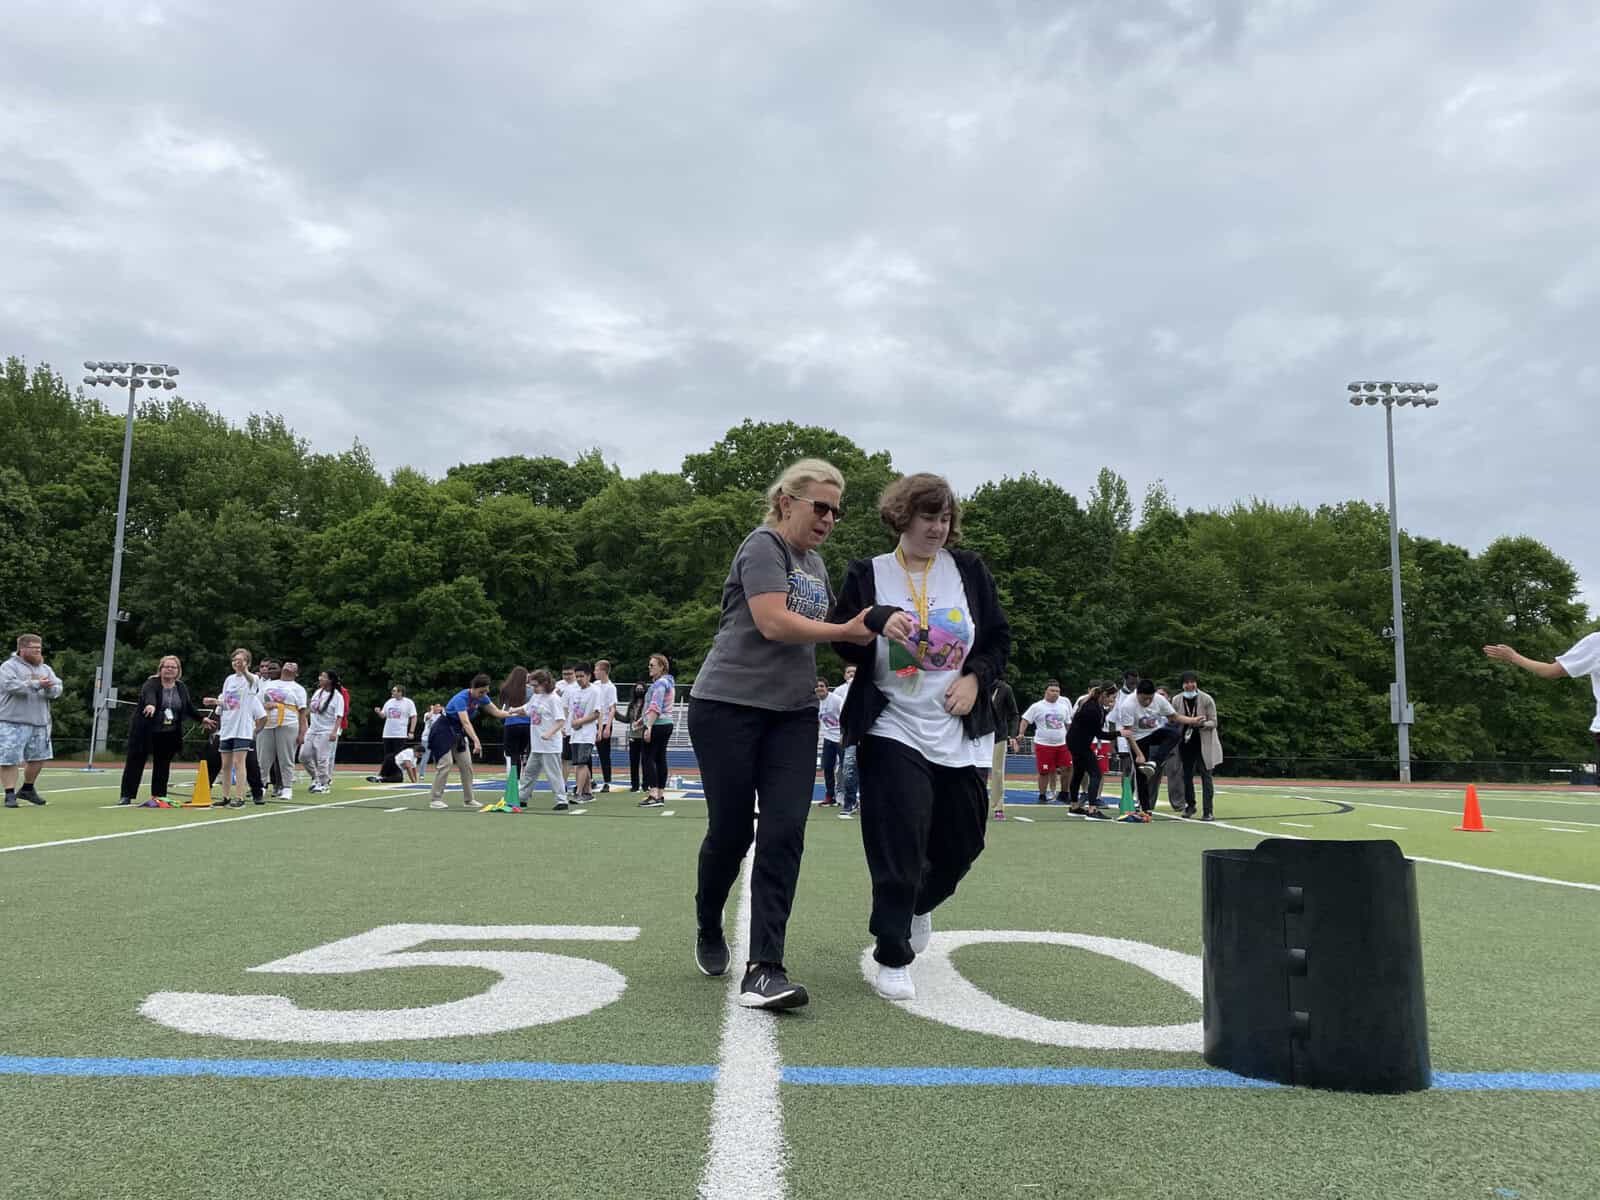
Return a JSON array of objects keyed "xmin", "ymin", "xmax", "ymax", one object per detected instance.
[{"xmin": 1, "ymin": 633, "xmax": 64, "ymax": 807}]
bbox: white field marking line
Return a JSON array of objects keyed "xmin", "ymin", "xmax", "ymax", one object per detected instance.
[
  {"xmin": 700, "ymin": 848, "xmax": 786, "ymax": 1200},
  {"xmin": 1287, "ymin": 794, "xmax": 1600, "ymax": 831},
  {"xmin": 1543, "ymin": 827, "xmax": 1585, "ymax": 834},
  {"xmin": 660, "ymin": 811, "xmax": 675, "ymax": 817},
  {"xmin": 1369, "ymin": 823, "xmax": 1407, "ymax": 830},
  {"xmin": 384, "ymin": 807, "xmax": 408, "ymax": 814},
  {"xmin": 1152, "ymin": 813, "xmax": 1600, "ymax": 893},
  {"xmin": 0, "ymin": 796, "xmax": 373, "ymax": 856},
  {"xmin": 1011, "ymin": 815, "xmax": 1035, "ymax": 823},
  {"xmin": 1278, "ymin": 821, "xmax": 1314, "ymax": 828}
]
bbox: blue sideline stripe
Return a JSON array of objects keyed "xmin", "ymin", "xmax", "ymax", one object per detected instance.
[
  {"xmin": 0, "ymin": 1055, "xmax": 712, "ymax": 1085},
  {"xmin": 1, "ymin": 1056, "xmax": 1595, "ymax": 1091}
]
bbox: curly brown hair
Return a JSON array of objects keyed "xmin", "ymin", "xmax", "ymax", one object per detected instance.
[{"xmin": 878, "ymin": 473, "xmax": 961, "ymax": 546}]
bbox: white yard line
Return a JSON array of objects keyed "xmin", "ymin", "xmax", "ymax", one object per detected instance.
[
  {"xmin": 1153, "ymin": 813, "xmax": 1600, "ymax": 894},
  {"xmin": 1011, "ymin": 815, "xmax": 1034, "ymax": 823},
  {"xmin": 699, "ymin": 850, "xmax": 786, "ymax": 1200},
  {"xmin": 0, "ymin": 796, "xmax": 374, "ymax": 856},
  {"xmin": 1290, "ymin": 794, "xmax": 1600, "ymax": 831},
  {"xmin": 1278, "ymin": 821, "xmax": 1313, "ymax": 828},
  {"xmin": 1543, "ymin": 827, "xmax": 1585, "ymax": 834},
  {"xmin": 1369, "ymin": 823, "xmax": 1407, "ymax": 830},
  {"xmin": 384, "ymin": 807, "xmax": 409, "ymax": 814},
  {"xmin": 661, "ymin": 811, "xmax": 676, "ymax": 817}
]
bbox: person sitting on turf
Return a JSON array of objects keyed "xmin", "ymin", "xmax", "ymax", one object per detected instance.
[
  {"xmin": 1065, "ymin": 683, "xmax": 1117, "ymax": 817},
  {"xmin": 1112, "ymin": 678, "xmax": 1204, "ymax": 820},
  {"xmin": 1484, "ymin": 636, "xmax": 1600, "ymax": 760},
  {"xmin": 1020, "ymin": 680, "xmax": 1073, "ymax": 811}
]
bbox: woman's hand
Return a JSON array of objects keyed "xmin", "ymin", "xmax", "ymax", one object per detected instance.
[
  {"xmin": 642, "ymin": 726, "xmax": 652, "ymax": 743},
  {"xmin": 881, "ymin": 609, "xmax": 917, "ymax": 645},
  {"xmin": 143, "ymin": 705, "xmax": 157, "ymax": 717},
  {"xmin": 838, "ymin": 608, "xmax": 876, "ymax": 646},
  {"xmin": 943, "ymin": 673, "xmax": 979, "ymax": 716}
]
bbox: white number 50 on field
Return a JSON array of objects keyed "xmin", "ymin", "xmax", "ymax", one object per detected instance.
[{"xmin": 140, "ymin": 924, "xmax": 639, "ymax": 1043}]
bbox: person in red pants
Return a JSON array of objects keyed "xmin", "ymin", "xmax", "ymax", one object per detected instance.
[{"xmin": 1020, "ymin": 680, "xmax": 1074, "ymax": 808}]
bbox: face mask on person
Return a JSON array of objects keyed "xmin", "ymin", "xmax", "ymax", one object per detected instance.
[{"xmin": 1183, "ymin": 688, "xmax": 1198, "ymax": 699}]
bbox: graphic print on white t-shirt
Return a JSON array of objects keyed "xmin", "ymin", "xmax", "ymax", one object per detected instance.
[
  {"xmin": 306, "ymin": 690, "xmax": 345, "ymax": 736},
  {"xmin": 258, "ymin": 680, "xmax": 307, "ymax": 729},
  {"xmin": 1112, "ymin": 692, "xmax": 1176, "ymax": 741},
  {"xmin": 529, "ymin": 693, "xmax": 565, "ymax": 753},
  {"xmin": 217, "ymin": 674, "xmax": 264, "ymax": 741},
  {"xmin": 1556, "ymin": 632, "xmax": 1600, "ymax": 733},
  {"xmin": 1023, "ymin": 698, "xmax": 1073, "ymax": 746},
  {"xmin": 819, "ymin": 690, "xmax": 843, "ymax": 742},
  {"xmin": 381, "ymin": 697, "xmax": 418, "ymax": 739},
  {"xmin": 868, "ymin": 550, "xmax": 988, "ymax": 770},
  {"xmin": 567, "ymin": 684, "xmax": 598, "ymax": 744}
]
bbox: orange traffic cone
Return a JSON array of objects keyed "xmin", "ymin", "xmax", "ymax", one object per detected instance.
[
  {"xmin": 181, "ymin": 766, "xmax": 214, "ymax": 809},
  {"xmin": 1455, "ymin": 783, "xmax": 1492, "ymax": 832}
]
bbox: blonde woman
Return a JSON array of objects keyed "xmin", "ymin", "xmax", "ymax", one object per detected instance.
[
  {"xmin": 204, "ymin": 648, "xmax": 266, "ymax": 809},
  {"xmin": 688, "ymin": 458, "xmax": 899, "ymax": 1010},
  {"xmin": 638, "ymin": 653, "xmax": 676, "ymax": 807},
  {"xmin": 118, "ymin": 655, "xmax": 211, "ymax": 805}
]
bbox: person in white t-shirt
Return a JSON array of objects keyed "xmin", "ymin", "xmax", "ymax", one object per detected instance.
[
  {"xmin": 518, "ymin": 669, "xmax": 570, "ymax": 809},
  {"xmin": 257, "ymin": 662, "xmax": 308, "ymax": 800},
  {"xmin": 418, "ymin": 704, "xmax": 443, "ymax": 771},
  {"xmin": 204, "ymin": 647, "xmax": 267, "ymax": 808},
  {"xmin": 300, "ymin": 670, "xmax": 347, "ymax": 794},
  {"xmin": 555, "ymin": 665, "xmax": 579, "ymax": 792},
  {"xmin": 1020, "ymin": 681, "xmax": 1074, "ymax": 808},
  {"xmin": 371, "ymin": 685, "xmax": 418, "ymax": 782},
  {"xmin": 1113, "ymin": 678, "xmax": 1204, "ymax": 819},
  {"xmin": 828, "ymin": 472, "xmax": 1009, "ymax": 1003},
  {"xmin": 816, "ymin": 677, "xmax": 844, "ymax": 805},
  {"xmin": 835, "ymin": 664, "xmax": 861, "ymax": 817},
  {"xmin": 566, "ymin": 663, "xmax": 602, "ymax": 802},
  {"xmin": 593, "ymin": 660, "xmax": 619, "ymax": 793},
  {"xmin": 1485, "ymin": 635, "xmax": 1600, "ymax": 757},
  {"xmin": 392, "ymin": 744, "xmax": 420, "ymax": 783}
]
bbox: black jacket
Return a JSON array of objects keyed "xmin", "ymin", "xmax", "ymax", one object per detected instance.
[
  {"xmin": 991, "ymin": 680, "xmax": 1020, "ymax": 739},
  {"xmin": 829, "ymin": 548, "xmax": 1011, "ymax": 750},
  {"xmin": 128, "ymin": 678, "xmax": 207, "ymax": 747}
]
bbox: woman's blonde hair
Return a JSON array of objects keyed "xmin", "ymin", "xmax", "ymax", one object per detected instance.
[
  {"xmin": 764, "ymin": 458, "xmax": 846, "ymax": 527},
  {"xmin": 156, "ymin": 654, "xmax": 183, "ymax": 680}
]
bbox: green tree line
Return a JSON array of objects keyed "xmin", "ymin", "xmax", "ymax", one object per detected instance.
[{"xmin": 2, "ymin": 357, "xmax": 1593, "ymax": 771}]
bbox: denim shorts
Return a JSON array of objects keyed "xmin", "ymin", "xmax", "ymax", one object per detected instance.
[
  {"xmin": 218, "ymin": 736, "xmax": 255, "ymax": 753},
  {"xmin": 0, "ymin": 721, "xmax": 52, "ymax": 765}
]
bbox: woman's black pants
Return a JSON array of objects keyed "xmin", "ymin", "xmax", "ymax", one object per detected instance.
[
  {"xmin": 121, "ymin": 730, "xmax": 184, "ymax": 799},
  {"xmin": 1066, "ymin": 747, "xmax": 1104, "ymax": 807},
  {"xmin": 642, "ymin": 726, "xmax": 672, "ymax": 790},
  {"xmin": 689, "ymin": 697, "xmax": 817, "ymax": 968},
  {"xmin": 857, "ymin": 735, "xmax": 988, "ymax": 968},
  {"xmin": 629, "ymin": 738, "xmax": 644, "ymax": 790}
]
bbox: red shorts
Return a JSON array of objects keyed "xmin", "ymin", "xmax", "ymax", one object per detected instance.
[{"xmin": 1033, "ymin": 743, "xmax": 1072, "ymax": 773}]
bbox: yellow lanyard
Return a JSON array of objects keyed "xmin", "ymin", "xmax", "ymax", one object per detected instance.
[{"xmin": 895, "ymin": 546, "xmax": 933, "ymax": 660}]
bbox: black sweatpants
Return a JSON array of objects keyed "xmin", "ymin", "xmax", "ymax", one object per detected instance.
[
  {"xmin": 120, "ymin": 730, "xmax": 183, "ymax": 800},
  {"xmin": 629, "ymin": 737, "xmax": 644, "ymax": 790},
  {"xmin": 857, "ymin": 735, "xmax": 988, "ymax": 968},
  {"xmin": 642, "ymin": 726, "xmax": 672, "ymax": 790},
  {"xmin": 689, "ymin": 697, "xmax": 817, "ymax": 968},
  {"xmin": 379, "ymin": 736, "xmax": 411, "ymax": 783},
  {"xmin": 1065, "ymin": 743, "xmax": 1104, "ymax": 807},
  {"xmin": 1133, "ymin": 726, "xmax": 1183, "ymax": 812},
  {"xmin": 1180, "ymin": 736, "xmax": 1214, "ymax": 817},
  {"xmin": 595, "ymin": 732, "xmax": 613, "ymax": 784}
]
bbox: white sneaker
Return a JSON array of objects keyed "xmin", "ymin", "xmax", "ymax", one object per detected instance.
[
  {"xmin": 875, "ymin": 963, "xmax": 915, "ymax": 1001},
  {"xmin": 910, "ymin": 912, "xmax": 932, "ymax": 955},
  {"xmin": 463, "ymin": 797, "xmax": 481, "ymax": 808},
  {"xmin": 428, "ymin": 799, "xmax": 447, "ymax": 809},
  {"xmin": 277, "ymin": 788, "xmax": 293, "ymax": 800}
]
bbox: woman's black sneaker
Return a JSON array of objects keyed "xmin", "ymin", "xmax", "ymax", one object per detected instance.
[
  {"xmin": 695, "ymin": 930, "xmax": 730, "ymax": 977},
  {"xmin": 737, "ymin": 963, "xmax": 808, "ymax": 1010}
]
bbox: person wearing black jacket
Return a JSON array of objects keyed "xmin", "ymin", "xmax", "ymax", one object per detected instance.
[
  {"xmin": 830, "ymin": 472, "xmax": 1011, "ymax": 1003},
  {"xmin": 624, "ymin": 683, "xmax": 647, "ymax": 791},
  {"xmin": 119, "ymin": 655, "xmax": 211, "ymax": 805},
  {"xmin": 1066, "ymin": 682, "xmax": 1118, "ymax": 817}
]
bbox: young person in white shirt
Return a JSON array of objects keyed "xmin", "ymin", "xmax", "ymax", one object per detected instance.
[
  {"xmin": 836, "ymin": 664, "xmax": 863, "ymax": 818},
  {"xmin": 555, "ymin": 665, "xmax": 579, "ymax": 793},
  {"xmin": 593, "ymin": 660, "xmax": 619, "ymax": 793},
  {"xmin": 371, "ymin": 685, "xmax": 418, "ymax": 783},
  {"xmin": 391, "ymin": 744, "xmax": 420, "ymax": 783},
  {"xmin": 816, "ymin": 677, "xmax": 844, "ymax": 805},
  {"xmin": 1485, "ymin": 635, "xmax": 1600, "ymax": 757},
  {"xmin": 204, "ymin": 648, "xmax": 267, "ymax": 809},
  {"xmin": 518, "ymin": 669, "xmax": 570, "ymax": 810},
  {"xmin": 257, "ymin": 661, "xmax": 308, "ymax": 800},
  {"xmin": 566, "ymin": 662, "xmax": 602, "ymax": 803},
  {"xmin": 418, "ymin": 703, "xmax": 443, "ymax": 771},
  {"xmin": 301, "ymin": 670, "xmax": 346, "ymax": 794},
  {"xmin": 1113, "ymin": 678, "xmax": 1204, "ymax": 819},
  {"xmin": 1020, "ymin": 680, "xmax": 1074, "ymax": 809}
]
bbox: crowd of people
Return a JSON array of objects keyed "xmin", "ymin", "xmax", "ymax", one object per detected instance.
[{"xmin": 5, "ymin": 455, "xmax": 1600, "ymax": 1019}]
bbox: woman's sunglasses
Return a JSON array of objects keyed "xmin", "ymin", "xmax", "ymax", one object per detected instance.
[{"xmin": 787, "ymin": 493, "xmax": 843, "ymax": 521}]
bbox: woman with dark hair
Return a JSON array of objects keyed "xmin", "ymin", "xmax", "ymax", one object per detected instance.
[
  {"xmin": 687, "ymin": 458, "xmax": 889, "ymax": 1010},
  {"xmin": 119, "ymin": 655, "xmax": 212, "ymax": 806},
  {"xmin": 1066, "ymin": 683, "xmax": 1118, "ymax": 817},
  {"xmin": 831, "ymin": 472, "xmax": 1011, "ymax": 1002},
  {"xmin": 426, "ymin": 672, "xmax": 520, "ymax": 810},
  {"xmin": 625, "ymin": 682, "xmax": 647, "ymax": 792},
  {"xmin": 499, "ymin": 666, "xmax": 533, "ymax": 782},
  {"xmin": 637, "ymin": 653, "xmax": 676, "ymax": 808},
  {"xmin": 300, "ymin": 670, "xmax": 346, "ymax": 795}
]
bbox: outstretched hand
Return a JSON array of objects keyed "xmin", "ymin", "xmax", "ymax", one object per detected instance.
[{"xmin": 1483, "ymin": 644, "xmax": 1516, "ymax": 662}]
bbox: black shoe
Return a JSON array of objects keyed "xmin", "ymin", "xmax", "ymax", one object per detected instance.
[
  {"xmin": 1200, "ymin": 813, "xmax": 1215, "ymax": 822},
  {"xmin": 696, "ymin": 929, "xmax": 730, "ymax": 977},
  {"xmin": 737, "ymin": 963, "xmax": 808, "ymax": 1010},
  {"xmin": 1085, "ymin": 806, "xmax": 1110, "ymax": 819},
  {"xmin": 366, "ymin": 775, "xmax": 383, "ymax": 783},
  {"xmin": 1182, "ymin": 807, "xmax": 1196, "ymax": 819},
  {"xmin": 253, "ymin": 796, "xmax": 267, "ymax": 805},
  {"xmin": 228, "ymin": 797, "xmax": 247, "ymax": 809},
  {"xmin": 118, "ymin": 797, "xmax": 134, "ymax": 806},
  {"xmin": 639, "ymin": 796, "xmax": 664, "ymax": 808},
  {"xmin": 598, "ymin": 783, "xmax": 610, "ymax": 793},
  {"xmin": 3, "ymin": 795, "xmax": 16, "ymax": 808},
  {"xmin": 20, "ymin": 787, "xmax": 45, "ymax": 806}
]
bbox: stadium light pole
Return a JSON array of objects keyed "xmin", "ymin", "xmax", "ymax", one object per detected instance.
[
  {"xmin": 79, "ymin": 362, "xmax": 182, "ymax": 770},
  {"xmin": 1347, "ymin": 380, "xmax": 1440, "ymax": 784}
]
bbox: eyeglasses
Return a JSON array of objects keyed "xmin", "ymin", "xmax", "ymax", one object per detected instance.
[{"xmin": 786, "ymin": 493, "xmax": 843, "ymax": 521}]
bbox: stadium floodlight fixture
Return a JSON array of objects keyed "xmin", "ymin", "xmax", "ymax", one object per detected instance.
[{"xmin": 79, "ymin": 357, "xmax": 183, "ymax": 772}]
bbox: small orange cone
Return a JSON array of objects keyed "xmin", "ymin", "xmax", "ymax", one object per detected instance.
[
  {"xmin": 1455, "ymin": 783, "xmax": 1493, "ymax": 832},
  {"xmin": 181, "ymin": 767, "xmax": 213, "ymax": 809}
]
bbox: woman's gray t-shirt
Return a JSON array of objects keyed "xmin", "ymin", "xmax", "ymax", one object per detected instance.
[{"xmin": 690, "ymin": 527, "xmax": 833, "ymax": 712}]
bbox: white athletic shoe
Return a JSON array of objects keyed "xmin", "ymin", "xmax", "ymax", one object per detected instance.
[
  {"xmin": 463, "ymin": 797, "xmax": 481, "ymax": 809},
  {"xmin": 277, "ymin": 788, "xmax": 293, "ymax": 800},
  {"xmin": 429, "ymin": 799, "xmax": 447, "ymax": 809},
  {"xmin": 874, "ymin": 964, "xmax": 916, "ymax": 1001},
  {"xmin": 910, "ymin": 912, "xmax": 932, "ymax": 955}
]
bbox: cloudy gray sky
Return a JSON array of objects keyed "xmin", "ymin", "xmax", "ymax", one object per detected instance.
[{"xmin": 4, "ymin": 0, "xmax": 1596, "ymax": 608}]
